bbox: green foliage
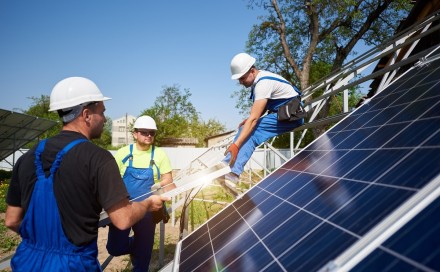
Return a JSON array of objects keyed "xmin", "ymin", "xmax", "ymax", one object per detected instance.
[
  {"xmin": 231, "ymin": 86, "xmax": 253, "ymax": 118},
  {"xmin": 91, "ymin": 116, "xmax": 113, "ymax": 149},
  {"xmin": 0, "ymin": 183, "xmax": 20, "ymax": 254},
  {"xmin": 247, "ymin": 0, "xmax": 412, "ymax": 76},
  {"xmin": 309, "ymin": 61, "xmax": 333, "ymax": 87},
  {"xmin": 0, "ymin": 182, "xmax": 9, "ymax": 213},
  {"xmin": 0, "ymin": 170, "xmax": 12, "ymax": 181},
  {"xmin": 187, "ymin": 186, "xmax": 233, "ymax": 229},
  {"xmin": 22, "ymin": 95, "xmax": 62, "ymax": 147},
  {"xmin": 0, "ymin": 219, "xmax": 20, "ymax": 254},
  {"xmin": 24, "ymin": 95, "xmax": 60, "ymax": 126},
  {"xmin": 21, "ymin": 95, "xmax": 112, "ymax": 149},
  {"xmin": 190, "ymin": 119, "xmax": 228, "ymax": 146},
  {"xmin": 140, "ymin": 85, "xmax": 226, "ymax": 147}
]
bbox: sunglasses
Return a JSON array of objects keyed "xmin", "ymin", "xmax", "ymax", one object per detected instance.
[{"xmin": 137, "ymin": 130, "xmax": 156, "ymax": 137}]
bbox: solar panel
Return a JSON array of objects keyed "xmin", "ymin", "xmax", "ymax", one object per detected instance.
[
  {"xmin": 353, "ymin": 197, "xmax": 440, "ymax": 271},
  {"xmin": 0, "ymin": 109, "xmax": 57, "ymax": 161},
  {"xmin": 171, "ymin": 52, "xmax": 440, "ymax": 272}
]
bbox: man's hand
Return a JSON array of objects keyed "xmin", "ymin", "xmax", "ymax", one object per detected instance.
[
  {"xmin": 151, "ymin": 183, "xmax": 164, "ymax": 195},
  {"xmin": 144, "ymin": 195, "xmax": 170, "ymax": 213},
  {"xmin": 224, "ymin": 143, "xmax": 239, "ymax": 167},
  {"xmin": 107, "ymin": 194, "xmax": 169, "ymax": 230}
]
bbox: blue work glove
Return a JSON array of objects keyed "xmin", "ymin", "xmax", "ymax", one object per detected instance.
[{"xmin": 224, "ymin": 143, "xmax": 239, "ymax": 167}]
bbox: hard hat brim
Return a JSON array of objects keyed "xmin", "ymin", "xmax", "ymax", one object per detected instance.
[
  {"xmin": 231, "ymin": 73, "xmax": 245, "ymax": 80},
  {"xmin": 49, "ymin": 96, "xmax": 111, "ymax": 111}
]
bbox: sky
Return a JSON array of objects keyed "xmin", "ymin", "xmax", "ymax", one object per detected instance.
[{"xmin": 0, "ymin": 0, "xmax": 264, "ymax": 131}]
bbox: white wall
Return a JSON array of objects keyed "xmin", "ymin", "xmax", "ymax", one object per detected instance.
[{"xmin": 2, "ymin": 147, "xmax": 292, "ymax": 172}]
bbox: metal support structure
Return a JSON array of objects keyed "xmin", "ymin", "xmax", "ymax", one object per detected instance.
[{"xmin": 296, "ymin": 11, "xmax": 440, "ymax": 148}]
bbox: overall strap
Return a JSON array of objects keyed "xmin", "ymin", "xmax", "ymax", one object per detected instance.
[
  {"xmin": 121, "ymin": 144, "xmax": 134, "ymax": 167},
  {"xmin": 34, "ymin": 139, "xmax": 88, "ymax": 178},
  {"xmin": 34, "ymin": 139, "xmax": 48, "ymax": 178},
  {"xmin": 149, "ymin": 145, "xmax": 161, "ymax": 180},
  {"xmin": 50, "ymin": 139, "xmax": 88, "ymax": 175},
  {"xmin": 249, "ymin": 76, "xmax": 302, "ymax": 101}
]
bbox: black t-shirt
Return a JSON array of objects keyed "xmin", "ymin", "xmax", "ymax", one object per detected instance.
[{"xmin": 6, "ymin": 131, "xmax": 129, "ymax": 246}]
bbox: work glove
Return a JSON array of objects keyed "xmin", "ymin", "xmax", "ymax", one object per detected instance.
[
  {"xmin": 224, "ymin": 143, "xmax": 239, "ymax": 167},
  {"xmin": 151, "ymin": 183, "xmax": 164, "ymax": 195}
]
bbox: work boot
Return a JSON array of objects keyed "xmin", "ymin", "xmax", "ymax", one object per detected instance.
[{"xmin": 225, "ymin": 172, "xmax": 240, "ymax": 184}]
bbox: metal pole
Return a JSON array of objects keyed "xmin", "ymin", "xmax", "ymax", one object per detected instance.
[{"xmin": 159, "ymin": 221, "xmax": 165, "ymax": 266}]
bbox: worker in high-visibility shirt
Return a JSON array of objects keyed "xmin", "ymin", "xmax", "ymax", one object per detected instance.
[{"xmin": 106, "ymin": 115, "xmax": 175, "ymax": 272}]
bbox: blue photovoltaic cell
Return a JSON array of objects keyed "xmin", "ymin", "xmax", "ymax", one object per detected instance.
[
  {"xmin": 176, "ymin": 56, "xmax": 440, "ymax": 271},
  {"xmin": 354, "ymin": 197, "xmax": 440, "ymax": 271}
]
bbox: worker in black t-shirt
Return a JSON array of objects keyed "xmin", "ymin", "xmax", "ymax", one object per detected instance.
[{"xmin": 5, "ymin": 76, "xmax": 169, "ymax": 271}]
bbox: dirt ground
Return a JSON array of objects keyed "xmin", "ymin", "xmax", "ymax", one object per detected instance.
[
  {"xmin": 97, "ymin": 225, "xmax": 131, "ymax": 271},
  {"xmin": 97, "ymin": 221, "xmax": 181, "ymax": 272},
  {"xmin": 0, "ymin": 217, "xmax": 181, "ymax": 272}
]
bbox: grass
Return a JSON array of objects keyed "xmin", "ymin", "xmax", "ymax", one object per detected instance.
[
  {"xmin": 148, "ymin": 184, "xmax": 240, "ymax": 272},
  {"xmin": 0, "ymin": 222, "xmax": 19, "ymax": 253},
  {"xmin": 0, "ymin": 183, "xmax": 9, "ymax": 213},
  {"xmin": 0, "ymin": 180, "xmax": 21, "ymax": 271}
]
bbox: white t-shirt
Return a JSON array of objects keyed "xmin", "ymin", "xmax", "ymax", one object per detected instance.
[{"xmin": 252, "ymin": 70, "xmax": 299, "ymax": 101}]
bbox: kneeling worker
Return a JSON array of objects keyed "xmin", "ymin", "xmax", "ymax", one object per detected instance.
[{"xmin": 223, "ymin": 53, "xmax": 305, "ymax": 182}]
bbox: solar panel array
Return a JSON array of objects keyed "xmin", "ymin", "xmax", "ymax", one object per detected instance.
[
  {"xmin": 173, "ymin": 55, "xmax": 440, "ymax": 272},
  {"xmin": 0, "ymin": 109, "xmax": 57, "ymax": 161}
]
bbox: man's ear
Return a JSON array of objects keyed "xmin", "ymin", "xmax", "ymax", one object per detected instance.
[{"xmin": 82, "ymin": 108, "xmax": 92, "ymax": 122}]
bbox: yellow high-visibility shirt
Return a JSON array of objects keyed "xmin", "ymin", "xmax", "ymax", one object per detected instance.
[{"xmin": 114, "ymin": 144, "xmax": 172, "ymax": 183}]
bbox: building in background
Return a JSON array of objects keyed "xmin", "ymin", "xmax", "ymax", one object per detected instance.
[
  {"xmin": 204, "ymin": 130, "xmax": 235, "ymax": 147},
  {"xmin": 161, "ymin": 137, "xmax": 199, "ymax": 148},
  {"xmin": 111, "ymin": 114, "xmax": 136, "ymax": 147}
]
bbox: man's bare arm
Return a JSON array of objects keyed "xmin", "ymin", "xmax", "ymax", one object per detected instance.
[
  {"xmin": 160, "ymin": 172, "xmax": 175, "ymax": 193},
  {"xmin": 106, "ymin": 195, "xmax": 169, "ymax": 230},
  {"xmin": 235, "ymin": 99, "xmax": 267, "ymax": 148},
  {"xmin": 5, "ymin": 205, "xmax": 24, "ymax": 233}
]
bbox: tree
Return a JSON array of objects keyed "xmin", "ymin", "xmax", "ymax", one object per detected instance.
[
  {"xmin": 24, "ymin": 95, "xmax": 62, "ymax": 144},
  {"xmin": 236, "ymin": 0, "xmax": 412, "ymax": 137},
  {"xmin": 140, "ymin": 85, "xmax": 226, "ymax": 147},
  {"xmin": 23, "ymin": 95, "xmax": 112, "ymax": 149},
  {"xmin": 92, "ymin": 116, "xmax": 113, "ymax": 149}
]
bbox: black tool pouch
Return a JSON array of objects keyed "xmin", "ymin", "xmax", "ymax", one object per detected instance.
[
  {"xmin": 153, "ymin": 203, "xmax": 170, "ymax": 224},
  {"xmin": 277, "ymin": 97, "xmax": 307, "ymax": 122}
]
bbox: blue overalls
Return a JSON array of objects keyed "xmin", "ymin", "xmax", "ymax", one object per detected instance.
[
  {"xmin": 11, "ymin": 138, "xmax": 101, "ymax": 272},
  {"xmin": 106, "ymin": 144, "xmax": 160, "ymax": 272},
  {"xmin": 224, "ymin": 76, "xmax": 304, "ymax": 176}
]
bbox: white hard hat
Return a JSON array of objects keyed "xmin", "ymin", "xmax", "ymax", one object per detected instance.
[
  {"xmin": 230, "ymin": 53, "xmax": 256, "ymax": 80},
  {"xmin": 134, "ymin": 116, "xmax": 157, "ymax": 130},
  {"xmin": 49, "ymin": 77, "xmax": 111, "ymax": 111}
]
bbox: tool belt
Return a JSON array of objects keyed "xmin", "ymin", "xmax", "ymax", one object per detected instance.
[{"xmin": 277, "ymin": 96, "xmax": 307, "ymax": 122}]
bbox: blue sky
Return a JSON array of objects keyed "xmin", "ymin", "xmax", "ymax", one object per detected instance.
[{"xmin": 0, "ymin": 1, "xmax": 264, "ymax": 131}]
